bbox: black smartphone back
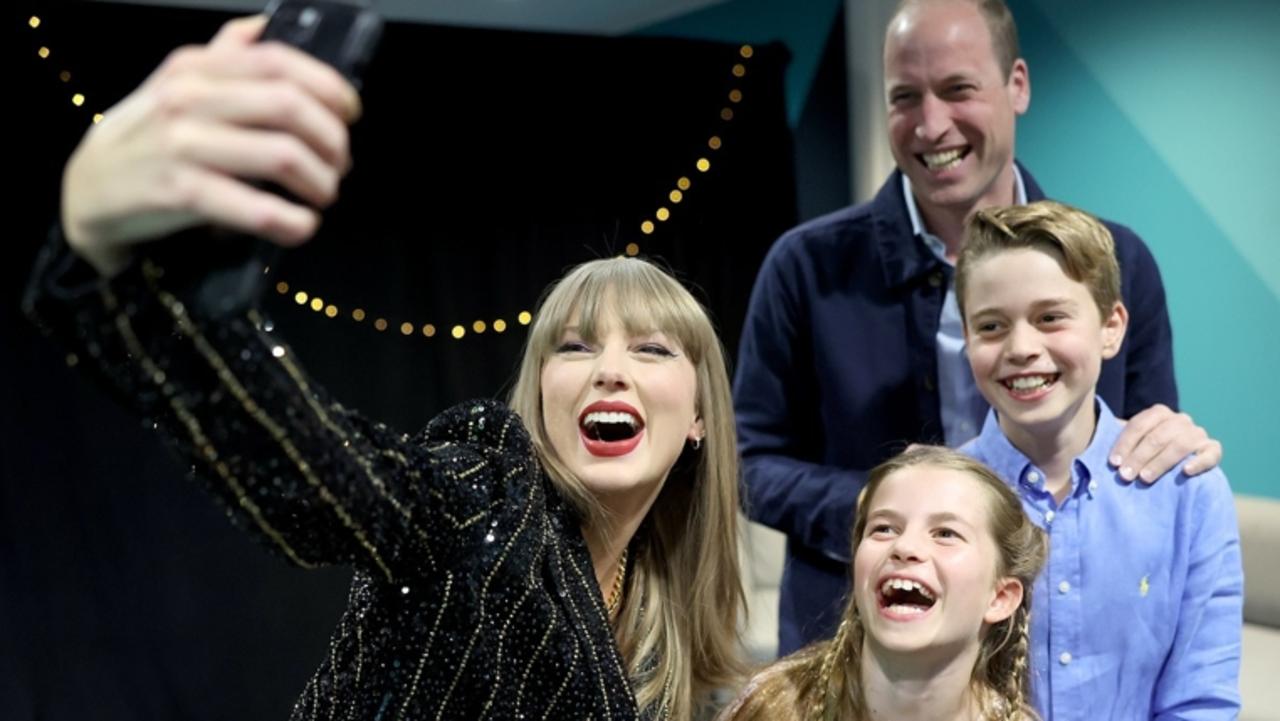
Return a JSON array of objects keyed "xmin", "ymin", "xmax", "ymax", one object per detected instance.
[{"xmin": 261, "ymin": 0, "xmax": 383, "ymax": 90}]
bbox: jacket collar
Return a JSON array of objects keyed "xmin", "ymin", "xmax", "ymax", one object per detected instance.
[{"xmin": 872, "ymin": 161, "xmax": 1046, "ymax": 289}]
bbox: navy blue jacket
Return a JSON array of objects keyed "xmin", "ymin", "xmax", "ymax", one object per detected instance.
[{"xmin": 733, "ymin": 165, "xmax": 1177, "ymax": 655}]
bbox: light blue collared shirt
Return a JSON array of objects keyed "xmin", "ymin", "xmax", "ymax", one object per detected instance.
[
  {"xmin": 902, "ymin": 168, "xmax": 1027, "ymax": 446},
  {"xmin": 962, "ymin": 400, "xmax": 1243, "ymax": 721}
]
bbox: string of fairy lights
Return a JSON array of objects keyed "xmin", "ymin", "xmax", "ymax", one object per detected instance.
[
  {"xmin": 25, "ymin": 12, "xmax": 754, "ymax": 343},
  {"xmin": 632, "ymin": 44, "xmax": 754, "ymax": 255},
  {"xmin": 26, "ymin": 15, "xmax": 106, "ymax": 124}
]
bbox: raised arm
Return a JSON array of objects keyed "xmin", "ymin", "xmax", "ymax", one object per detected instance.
[{"xmin": 26, "ymin": 16, "xmax": 530, "ymax": 583}]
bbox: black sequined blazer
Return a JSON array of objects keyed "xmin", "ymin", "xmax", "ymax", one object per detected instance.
[{"xmin": 24, "ymin": 231, "xmax": 647, "ymax": 720}]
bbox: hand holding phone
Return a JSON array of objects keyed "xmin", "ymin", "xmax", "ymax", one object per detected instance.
[
  {"xmin": 188, "ymin": 1, "xmax": 384, "ymax": 315},
  {"xmin": 61, "ymin": 9, "xmax": 379, "ymax": 281}
]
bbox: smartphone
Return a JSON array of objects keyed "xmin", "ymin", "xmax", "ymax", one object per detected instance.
[{"xmin": 260, "ymin": 0, "xmax": 383, "ymax": 91}]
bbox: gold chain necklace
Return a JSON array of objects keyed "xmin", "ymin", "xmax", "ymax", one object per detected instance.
[{"xmin": 605, "ymin": 546, "xmax": 629, "ymax": 618}]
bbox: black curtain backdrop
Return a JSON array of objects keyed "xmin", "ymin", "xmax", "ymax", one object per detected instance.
[{"xmin": 4, "ymin": 2, "xmax": 798, "ymax": 719}]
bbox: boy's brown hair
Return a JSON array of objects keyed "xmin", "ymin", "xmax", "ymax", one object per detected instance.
[{"xmin": 956, "ymin": 200, "xmax": 1121, "ymax": 321}]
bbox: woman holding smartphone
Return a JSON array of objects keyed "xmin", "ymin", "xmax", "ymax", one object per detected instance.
[{"xmin": 28, "ymin": 16, "xmax": 745, "ymax": 720}]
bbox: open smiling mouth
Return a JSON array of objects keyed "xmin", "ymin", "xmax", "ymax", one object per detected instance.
[
  {"xmin": 878, "ymin": 578, "xmax": 938, "ymax": 618},
  {"xmin": 581, "ymin": 411, "xmax": 643, "ymax": 442},
  {"xmin": 578, "ymin": 408, "xmax": 646, "ymax": 457},
  {"xmin": 1002, "ymin": 373, "xmax": 1060, "ymax": 397},
  {"xmin": 920, "ymin": 147, "xmax": 969, "ymax": 172}
]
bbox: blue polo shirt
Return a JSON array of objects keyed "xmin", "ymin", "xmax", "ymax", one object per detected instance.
[{"xmin": 962, "ymin": 400, "xmax": 1242, "ymax": 720}]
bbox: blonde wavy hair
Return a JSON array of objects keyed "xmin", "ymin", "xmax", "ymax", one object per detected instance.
[
  {"xmin": 508, "ymin": 256, "xmax": 747, "ymax": 720},
  {"xmin": 724, "ymin": 446, "xmax": 1046, "ymax": 721}
]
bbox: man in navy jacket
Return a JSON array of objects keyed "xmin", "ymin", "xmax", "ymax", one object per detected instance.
[{"xmin": 733, "ymin": 0, "xmax": 1223, "ymax": 655}]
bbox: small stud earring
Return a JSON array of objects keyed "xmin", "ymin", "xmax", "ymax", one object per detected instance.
[{"xmin": 692, "ymin": 437, "xmax": 703, "ymax": 450}]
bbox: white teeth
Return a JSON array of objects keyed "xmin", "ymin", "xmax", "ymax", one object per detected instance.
[
  {"xmin": 922, "ymin": 148, "xmax": 963, "ymax": 170},
  {"xmin": 879, "ymin": 578, "xmax": 935, "ymax": 600},
  {"xmin": 1007, "ymin": 375, "xmax": 1053, "ymax": 391},
  {"xmin": 582, "ymin": 411, "xmax": 638, "ymax": 427},
  {"xmin": 886, "ymin": 604, "xmax": 928, "ymax": 616}
]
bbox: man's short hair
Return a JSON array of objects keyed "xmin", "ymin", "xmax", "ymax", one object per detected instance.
[{"xmin": 894, "ymin": 0, "xmax": 1022, "ymax": 79}]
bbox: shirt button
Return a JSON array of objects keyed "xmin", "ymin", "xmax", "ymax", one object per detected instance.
[
  {"xmin": 1045, "ymin": 510, "xmax": 1055, "ymax": 523},
  {"xmin": 929, "ymin": 271, "xmax": 943, "ymax": 287},
  {"xmin": 1027, "ymin": 471, "xmax": 1041, "ymax": 483},
  {"xmin": 1058, "ymin": 580, "xmax": 1071, "ymax": 594},
  {"xmin": 1089, "ymin": 481, "xmax": 1099, "ymax": 493},
  {"xmin": 1059, "ymin": 651, "xmax": 1073, "ymax": 665}
]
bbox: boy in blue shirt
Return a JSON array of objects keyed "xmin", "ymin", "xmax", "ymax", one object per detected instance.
[{"xmin": 957, "ymin": 200, "xmax": 1242, "ymax": 720}]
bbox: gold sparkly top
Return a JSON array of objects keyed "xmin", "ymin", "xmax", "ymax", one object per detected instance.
[{"xmin": 25, "ymin": 230, "xmax": 660, "ymax": 720}]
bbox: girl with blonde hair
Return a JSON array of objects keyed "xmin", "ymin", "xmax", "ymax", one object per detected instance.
[{"xmin": 723, "ymin": 446, "xmax": 1046, "ymax": 721}]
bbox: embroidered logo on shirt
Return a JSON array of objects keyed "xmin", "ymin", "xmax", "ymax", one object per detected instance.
[{"xmin": 1139, "ymin": 575, "xmax": 1150, "ymax": 597}]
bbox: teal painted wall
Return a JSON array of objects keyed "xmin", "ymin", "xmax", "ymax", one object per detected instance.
[{"xmin": 1010, "ymin": 0, "xmax": 1279, "ymax": 497}]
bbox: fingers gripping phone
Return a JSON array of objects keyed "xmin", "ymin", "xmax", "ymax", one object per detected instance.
[{"xmin": 190, "ymin": 1, "xmax": 383, "ymax": 317}]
